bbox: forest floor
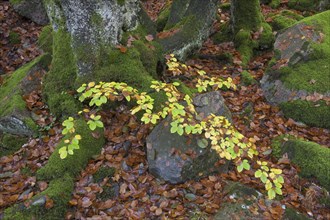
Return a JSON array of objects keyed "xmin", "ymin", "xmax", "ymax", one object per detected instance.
[{"xmin": 0, "ymin": 0, "xmax": 329, "ymax": 219}]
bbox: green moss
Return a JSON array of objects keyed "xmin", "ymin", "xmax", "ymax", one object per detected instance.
[
  {"xmin": 0, "ymin": 55, "xmax": 50, "ymax": 118},
  {"xmin": 271, "ymin": 135, "xmax": 330, "ymax": 190},
  {"xmin": 269, "ymin": 0, "xmax": 281, "ymax": 8},
  {"xmin": 21, "ymin": 166, "xmax": 33, "ymax": 176},
  {"xmin": 240, "ymin": 70, "xmax": 257, "ymax": 86},
  {"xmin": 9, "ymin": 0, "xmax": 23, "ymax": 5},
  {"xmin": 38, "ymin": 25, "xmax": 53, "ymax": 54},
  {"xmin": 99, "ymin": 184, "xmax": 117, "ymax": 200},
  {"xmin": 42, "ymin": 29, "xmax": 81, "ymax": 118},
  {"xmin": 9, "ymin": 31, "xmax": 20, "ymax": 45},
  {"xmin": 116, "ymin": 0, "xmax": 125, "ymax": 6},
  {"xmin": 280, "ymin": 100, "xmax": 330, "ymax": 129},
  {"xmin": 93, "ymin": 166, "xmax": 115, "ymax": 182},
  {"xmin": 235, "ymin": 30, "xmax": 256, "ymax": 64},
  {"xmin": 283, "ymin": 208, "xmax": 311, "ymax": 220},
  {"xmin": 287, "ymin": 0, "xmax": 327, "ymax": 11},
  {"xmin": 212, "ymin": 22, "xmax": 232, "ymax": 44},
  {"xmin": 278, "ymin": 11, "xmax": 330, "ymax": 93},
  {"xmin": 36, "ymin": 119, "xmax": 105, "ymax": 180},
  {"xmin": 0, "ymin": 133, "xmax": 28, "ymax": 157},
  {"xmin": 3, "ymin": 173, "xmax": 74, "ymax": 220},
  {"xmin": 157, "ymin": 4, "xmax": 171, "ymax": 32},
  {"xmin": 219, "ymin": 3, "xmax": 231, "ymax": 11}
]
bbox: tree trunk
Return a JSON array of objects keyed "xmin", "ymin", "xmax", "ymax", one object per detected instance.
[
  {"xmin": 2, "ymin": 1, "xmax": 219, "ymax": 218},
  {"xmin": 230, "ymin": 0, "xmax": 274, "ymax": 64}
]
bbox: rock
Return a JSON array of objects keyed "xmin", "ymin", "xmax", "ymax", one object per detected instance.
[
  {"xmin": 214, "ymin": 181, "xmax": 311, "ymax": 220},
  {"xmin": 146, "ymin": 91, "xmax": 232, "ymax": 184},
  {"xmin": 0, "ymin": 54, "xmax": 51, "ymax": 138},
  {"xmin": 261, "ymin": 11, "xmax": 330, "ymax": 128},
  {"xmin": 10, "ymin": 0, "xmax": 49, "ymax": 25},
  {"xmin": 30, "ymin": 196, "xmax": 47, "ymax": 207},
  {"xmin": 271, "ymin": 135, "xmax": 330, "ymax": 191},
  {"xmin": 0, "ymin": 133, "xmax": 28, "ymax": 157}
]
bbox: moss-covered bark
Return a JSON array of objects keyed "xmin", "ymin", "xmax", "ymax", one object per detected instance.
[
  {"xmin": 229, "ymin": 0, "xmax": 274, "ymax": 64},
  {"xmin": 158, "ymin": 0, "xmax": 218, "ymax": 60}
]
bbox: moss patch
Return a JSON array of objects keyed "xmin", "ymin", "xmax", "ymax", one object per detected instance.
[
  {"xmin": 42, "ymin": 29, "xmax": 81, "ymax": 118},
  {"xmin": 9, "ymin": 31, "xmax": 20, "ymax": 45},
  {"xmin": 268, "ymin": 10, "xmax": 304, "ymax": 31},
  {"xmin": 277, "ymin": 12, "xmax": 330, "ymax": 93},
  {"xmin": 0, "ymin": 133, "xmax": 28, "ymax": 157},
  {"xmin": 280, "ymin": 100, "xmax": 330, "ymax": 129},
  {"xmin": 156, "ymin": 4, "xmax": 171, "ymax": 32},
  {"xmin": 38, "ymin": 25, "xmax": 53, "ymax": 54},
  {"xmin": 240, "ymin": 70, "xmax": 257, "ymax": 86},
  {"xmin": 93, "ymin": 166, "xmax": 115, "ymax": 183},
  {"xmin": 271, "ymin": 135, "xmax": 330, "ymax": 190},
  {"xmin": 36, "ymin": 118, "xmax": 105, "ymax": 180},
  {"xmin": 4, "ymin": 173, "xmax": 74, "ymax": 220}
]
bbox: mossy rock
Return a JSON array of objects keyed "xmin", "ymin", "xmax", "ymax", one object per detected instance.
[
  {"xmin": 156, "ymin": 4, "xmax": 171, "ymax": 32},
  {"xmin": 3, "ymin": 173, "xmax": 74, "ymax": 220},
  {"xmin": 267, "ymin": 10, "xmax": 304, "ymax": 31},
  {"xmin": 288, "ymin": 0, "xmax": 330, "ymax": 12},
  {"xmin": 38, "ymin": 25, "xmax": 53, "ymax": 55},
  {"xmin": 9, "ymin": 0, "xmax": 49, "ymax": 25},
  {"xmin": 282, "ymin": 208, "xmax": 311, "ymax": 220},
  {"xmin": 93, "ymin": 166, "xmax": 116, "ymax": 183},
  {"xmin": 271, "ymin": 135, "xmax": 330, "ymax": 191},
  {"xmin": 261, "ymin": 11, "xmax": 330, "ymax": 128},
  {"xmin": 240, "ymin": 70, "xmax": 257, "ymax": 86},
  {"xmin": 0, "ymin": 133, "xmax": 28, "ymax": 157},
  {"xmin": 280, "ymin": 100, "xmax": 330, "ymax": 128},
  {"xmin": 9, "ymin": 31, "xmax": 20, "ymax": 45},
  {"xmin": 37, "ymin": 118, "xmax": 105, "ymax": 180},
  {"xmin": 0, "ymin": 54, "xmax": 51, "ymax": 136}
]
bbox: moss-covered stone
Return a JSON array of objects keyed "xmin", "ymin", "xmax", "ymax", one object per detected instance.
[
  {"xmin": 0, "ymin": 55, "xmax": 50, "ymax": 136},
  {"xmin": 268, "ymin": 10, "xmax": 304, "ymax": 31},
  {"xmin": 280, "ymin": 100, "xmax": 330, "ymax": 129},
  {"xmin": 38, "ymin": 25, "xmax": 53, "ymax": 55},
  {"xmin": 3, "ymin": 173, "xmax": 74, "ymax": 220},
  {"xmin": 240, "ymin": 70, "xmax": 257, "ymax": 86},
  {"xmin": 0, "ymin": 133, "xmax": 28, "ymax": 157},
  {"xmin": 156, "ymin": 4, "xmax": 171, "ymax": 32},
  {"xmin": 283, "ymin": 208, "xmax": 311, "ymax": 220},
  {"xmin": 9, "ymin": 31, "xmax": 20, "ymax": 45},
  {"xmin": 269, "ymin": 0, "xmax": 281, "ymax": 8},
  {"xmin": 271, "ymin": 135, "xmax": 330, "ymax": 190},
  {"xmin": 288, "ymin": 0, "xmax": 330, "ymax": 12},
  {"xmin": 36, "ymin": 119, "xmax": 105, "ymax": 180},
  {"xmin": 93, "ymin": 166, "xmax": 115, "ymax": 183}
]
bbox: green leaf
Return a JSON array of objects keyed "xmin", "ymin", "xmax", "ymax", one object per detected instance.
[
  {"xmin": 172, "ymin": 82, "xmax": 180, "ymax": 86},
  {"xmin": 77, "ymin": 86, "xmax": 86, "ymax": 93},
  {"xmin": 95, "ymin": 120, "xmax": 104, "ymax": 128},
  {"xmin": 170, "ymin": 125, "xmax": 178, "ymax": 133},
  {"xmin": 242, "ymin": 160, "xmax": 250, "ymax": 170},
  {"xmin": 255, "ymin": 170, "xmax": 262, "ymax": 178},
  {"xmin": 260, "ymin": 173, "xmax": 268, "ymax": 183},
  {"xmin": 275, "ymin": 187, "xmax": 282, "ymax": 195},
  {"xmin": 268, "ymin": 188, "xmax": 276, "ymax": 199},
  {"xmin": 237, "ymin": 164, "xmax": 243, "ymax": 172},
  {"xmin": 100, "ymin": 96, "xmax": 107, "ymax": 103},
  {"xmin": 197, "ymin": 138, "xmax": 208, "ymax": 149},
  {"xmin": 177, "ymin": 126, "xmax": 184, "ymax": 136},
  {"xmin": 88, "ymin": 121, "xmax": 97, "ymax": 130},
  {"xmin": 277, "ymin": 175, "xmax": 284, "ymax": 184}
]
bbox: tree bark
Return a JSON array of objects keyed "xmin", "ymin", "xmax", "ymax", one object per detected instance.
[{"xmin": 230, "ymin": 0, "xmax": 274, "ymax": 64}]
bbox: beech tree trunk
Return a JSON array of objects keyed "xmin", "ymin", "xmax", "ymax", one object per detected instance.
[{"xmin": 40, "ymin": 0, "xmax": 218, "ymax": 117}]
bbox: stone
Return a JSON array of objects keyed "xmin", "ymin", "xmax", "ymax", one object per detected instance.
[
  {"xmin": 146, "ymin": 91, "xmax": 232, "ymax": 184},
  {"xmin": 10, "ymin": 0, "xmax": 49, "ymax": 25},
  {"xmin": 260, "ymin": 11, "xmax": 330, "ymax": 128},
  {"xmin": 214, "ymin": 181, "xmax": 312, "ymax": 220},
  {"xmin": 0, "ymin": 55, "xmax": 51, "ymax": 138}
]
